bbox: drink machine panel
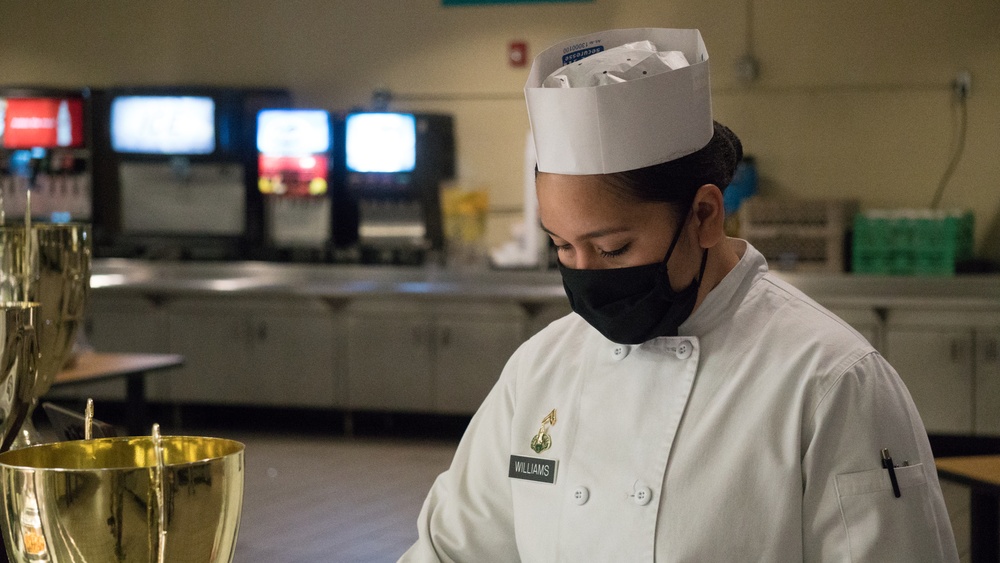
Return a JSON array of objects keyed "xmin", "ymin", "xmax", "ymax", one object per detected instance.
[
  {"xmin": 113, "ymin": 95, "xmax": 242, "ymax": 236},
  {"xmin": 92, "ymin": 87, "xmax": 289, "ymax": 259},
  {"xmin": 0, "ymin": 89, "xmax": 92, "ymax": 223},
  {"xmin": 256, "ymin": 109, "xmax": 332, "ymax": 256},
  {"xmin": 340, "ymin": 112, "xmax": 454, "ymax": 264}
]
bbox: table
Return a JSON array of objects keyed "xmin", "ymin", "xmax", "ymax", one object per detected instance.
[
  {"xmin": 53, "ymin": 352, "xmax": 185, "ymax": 436},
  {"xmin": 937, "ymin": 455, "xmax": 1000, "ymax": 563}
]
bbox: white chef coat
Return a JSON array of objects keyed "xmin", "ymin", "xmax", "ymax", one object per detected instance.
[{"xmin": 400, "ymin": 240, "xmax": 959, "ymax": 562}]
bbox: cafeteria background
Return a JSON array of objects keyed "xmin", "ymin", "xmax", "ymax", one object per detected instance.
[{"xmin": 2, "ymin": 0, "xmax": 998, "ymax": 561}]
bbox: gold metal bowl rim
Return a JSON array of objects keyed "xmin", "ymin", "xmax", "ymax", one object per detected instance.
[{"xmin": 0, "ymin": 435, "xmax": 245, "ymax": 471}]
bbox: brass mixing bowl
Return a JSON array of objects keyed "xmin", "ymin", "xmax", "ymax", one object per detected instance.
[{"xmin": 0, "ymin": 435, "xmax": 244, "ymax": 562}]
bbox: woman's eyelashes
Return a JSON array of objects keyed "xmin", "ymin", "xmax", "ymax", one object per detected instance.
[
  {"xmin": 551, "ymin": 241, "xmax": 631, "ymax": 258},
  {"xmin": 599, "ymin": 243, "xmax": 630, "ymax": 258}
]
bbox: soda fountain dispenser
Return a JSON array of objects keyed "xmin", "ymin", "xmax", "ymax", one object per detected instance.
[
  {"xmin": 91, "ymin": 87, "xmax": 289, "ymax": 260},
  {"xmin": 0, "ymin": 88, "xmax": 92, "ymax": 224},
  {"xmin": 256, "ymin": 108, "xmax": 333, "ymax": 260},
  {"xmin": 337, "ymin": 112, "xmax": 454, "ymax": 265}
]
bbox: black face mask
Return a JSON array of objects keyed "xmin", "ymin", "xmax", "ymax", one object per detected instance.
[{"xmin": 558, "ymin": 217, "xmax": 708, "ymax": 345}]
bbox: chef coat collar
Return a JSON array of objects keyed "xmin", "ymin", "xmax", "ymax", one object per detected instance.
[{"xmin": 676, "ymin": 239, "xmax": 768, "ymax": 337}]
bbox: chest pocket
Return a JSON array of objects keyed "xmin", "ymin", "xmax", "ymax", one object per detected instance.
[{"xmin": 835, "ymin": 464, "xmax": 941, "ymax": 561}]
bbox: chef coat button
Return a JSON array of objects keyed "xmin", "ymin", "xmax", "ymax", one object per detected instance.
[
  {"xmin": 676, "ymin": 340, "xmax": 693, "ymax": 360},
  {"xmin": 633, "ymin": 486, "xmax": 653, "ymax": 506},
  {"xmin": 611, "ymin": 345, "xmax": 631, "ymax": 360},
  {"xmin": 572, "ymin": 486, "xmax": 590, "ymax": 505}
]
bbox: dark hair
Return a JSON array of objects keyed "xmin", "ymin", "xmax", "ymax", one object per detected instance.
[{"xmin": 601, "ymin": 121, "xmax": 743, "ymax": 218}]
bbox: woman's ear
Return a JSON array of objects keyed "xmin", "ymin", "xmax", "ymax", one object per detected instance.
[{"xmin": 692, "ymin": 184, "xmax": 727, "ymax": 249}]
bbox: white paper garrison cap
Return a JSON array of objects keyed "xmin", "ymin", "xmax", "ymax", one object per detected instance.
[{"xmin": 525, "ymin": 28, "xmax": 713, "ymax": 175}]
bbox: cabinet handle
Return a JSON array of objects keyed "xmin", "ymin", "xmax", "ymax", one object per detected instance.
[
  {"xmin": 984, "ymin": 338, "xmax": 999, "ymax": 363},
  {"xmin": 950, "ymin": 339, "xmax": 974, "ymax": 363},
  {"xmin": 257, "ymin": 321, "xmax": 267, "ymax": 341},
  {"xmin": 440, "ymin": 327, "xmax": 451, "ymax": 347}
]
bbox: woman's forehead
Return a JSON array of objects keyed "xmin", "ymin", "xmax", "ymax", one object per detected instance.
[
  {"xmin": 536, "ymin": 173, "xmax": 673, "ymax": 236},
  {"xmin": 537, "ymin": 174, "xmax": 629, "ymax": 213}
]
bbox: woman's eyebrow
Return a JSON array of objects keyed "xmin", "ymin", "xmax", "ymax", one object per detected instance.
[{"xmin": 539, "ymin": 221, "xmax": 631, "ymax": 240}]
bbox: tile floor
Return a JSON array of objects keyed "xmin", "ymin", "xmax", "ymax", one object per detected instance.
[{"xmin": 231, "ymin": 432, "xmax": 457, "ymax": 563}]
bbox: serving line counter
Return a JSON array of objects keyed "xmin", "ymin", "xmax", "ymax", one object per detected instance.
[
  {"xmin": 71, "ymin": 260, "xmax": 572, "ymax": 419},
  {"xmin": 66, "ymin": 259, "xmax": 1000, "ymax": 437}
]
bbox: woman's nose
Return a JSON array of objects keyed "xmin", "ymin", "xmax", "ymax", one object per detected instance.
[{"xmin": 569, "ymin": 251, "xmax": 597, "ymax": 270}]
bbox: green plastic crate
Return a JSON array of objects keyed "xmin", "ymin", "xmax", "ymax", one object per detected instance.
[{"xmin": 852, "ymin": 210, "xmax": 973, "ymax": 276}]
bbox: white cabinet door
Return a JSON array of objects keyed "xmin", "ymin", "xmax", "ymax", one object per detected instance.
[
  {"xmin": 885, "ymin": 324, "xmax": 974, "ymax": 434},
  {"xmin": 166, "ymin": 297, "xmax": 341, "ymax": 407},
  {"xmin": 87, "ymin": 295, "xmax": 170, "ymax": 353},
  {"xmin": 248, "ymin": 306, "xmax": 339, "ymax": 408},
  {"xmin": 167, "ymin": 299, "xmax": 252, "ymax": 404},
  {"xmin": 975, "ymin": 328, "xmax": 1000, "ymax": 435},
  {"xmin": 434, "ymin": 304, "xmax": 525, "ymax": 414},
  {"xmin": 347, "ymin": 301, "xmax": 434, "ymax": 412}
]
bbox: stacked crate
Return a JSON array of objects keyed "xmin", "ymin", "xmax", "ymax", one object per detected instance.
[
  {"xmin": 852, "ymin": 210, "xmax": 974, "ymax": 275},
  {"xmin": 738, "ymin": 197, "xmax": 859, "ymax": 272}
]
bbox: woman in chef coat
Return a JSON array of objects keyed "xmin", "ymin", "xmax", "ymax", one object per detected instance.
[{"xmin": 401, "ymin": 28, "xmax": 958, "ymax": 562}]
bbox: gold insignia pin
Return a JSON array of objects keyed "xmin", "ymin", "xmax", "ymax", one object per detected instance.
[{"xmin": 530, "ymin": 409, "xmax": 557, "ymax": 454}]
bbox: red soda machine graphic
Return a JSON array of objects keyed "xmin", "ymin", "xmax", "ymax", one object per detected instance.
[{"xmin": 0, "ymin": 89, "xmax": 90, "ymax": 223}]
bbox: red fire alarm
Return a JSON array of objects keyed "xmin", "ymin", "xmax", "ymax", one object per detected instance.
[{"xmin": 508, "ymin": 41, "xmax": 528, "ymax": 68}]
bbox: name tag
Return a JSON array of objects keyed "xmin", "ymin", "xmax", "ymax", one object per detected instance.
[{"xmin": 509, "ymin": 455, "xmax": 558, "ymax": 484}]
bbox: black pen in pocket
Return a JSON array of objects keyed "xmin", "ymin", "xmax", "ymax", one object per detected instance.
[{"xmin": 881, "ymin": 448, "xmax": 901, "ymax": 498}]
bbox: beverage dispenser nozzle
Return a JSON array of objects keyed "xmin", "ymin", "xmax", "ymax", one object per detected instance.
[{"xmin": 27, "ymin": 157, "xmax": 42, "ymax": 191}]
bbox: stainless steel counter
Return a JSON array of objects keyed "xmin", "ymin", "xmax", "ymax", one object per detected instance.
[
  {"xmin": 89, "ymin": 259, "xmax": 1000, "ymax": 309},
  {"xmin": 89, "ymin": 259, "xmax": 568, "ymax": 302}
]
